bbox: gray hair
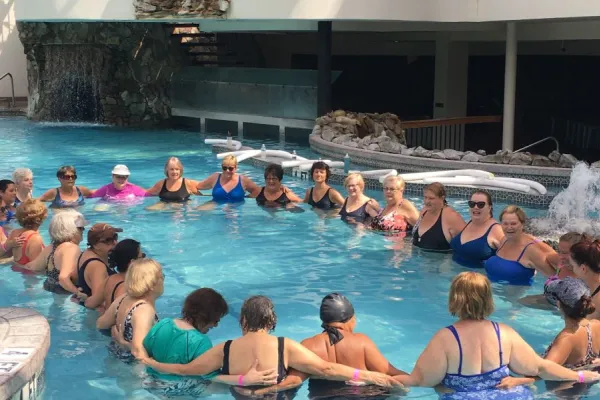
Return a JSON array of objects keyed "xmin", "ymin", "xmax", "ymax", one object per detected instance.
[
  {"xmin": 12, "ymin": 168, "xmax": 33, "ymax": 185},
  {"xmin": 48, "ymin": 210, "xmax": 86, "ymax": 243}
]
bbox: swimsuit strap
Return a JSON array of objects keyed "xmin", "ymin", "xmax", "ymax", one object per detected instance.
[
  {"xmin": 111, "ymin": 280, "xmax": 124, "ymax": 303},
  {"xmin": 277, "ymin": 337, "xmax": 286, "ymax": 381},
  {"xmin": 222, "ymin": 340, "xmax": 233, "ymax": 375},
  {"xmin": 491, "ymin": 321, "xmax": 503, "ymax": 366},
  {"xmin": 585, "ymin": 323, "xmax": 594, "ymax": 359},
  {"xmin": 591, "ymin": 285, "xmax": 600, "ymax": 298},
  {"xmin": 483, "ymin": 222, "xmax": 499, "ymax": 236},
  {"xmin": 127, "ymin": 301, "xmax": 147, "ymax": 318},
  {"xmin": 446, "ymin": 325, "xmax": 463, "ymax": 375},
  {"xmin": 517, "ymin": 241, "xmax": 537, "ymax": 262},
  {"xmin": 115, "ymin": 295, "xmax": 127, "ymax": 315}
]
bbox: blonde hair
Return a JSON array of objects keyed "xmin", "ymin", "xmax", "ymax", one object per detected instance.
[
  {"xmin": 164, "ymin": 157, "xmax": 184, "ymax": 177},
  {"xmin": 12, "ymin": 168, "xmax": 33, "ymax": 185},
  {"xmin": 125, "ymin": 258, "xmax": 163, "ymax": 298},
  {"xmin": 16, "ymin": 199, "xmax": 48, "ymax": 230},
  {"xmin": 344, "ymin": 173, "xmax": 365, "ymax": 190},
  {"xmin": 383, "ymin": 175, "xmax": 406, "ymax": 192},
  {"xmin": 222, "ymin": 155, "xmax": 238, "ymax": 166},
  {"xmin": 448, "ymin": 272, "xmax": 494, "ymax": 320},
  {"xmin": 499, "ymin": 205, "xmax": 527, "ymax": 224}
]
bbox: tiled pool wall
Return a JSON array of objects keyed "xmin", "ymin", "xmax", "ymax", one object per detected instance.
[
  {"xmin": 0, "ymin": 308, "xmax": 49, "ymax": 400},
  {"xmin": 212, "ymin": 144, "xmax": 556, "ymax": 208}
]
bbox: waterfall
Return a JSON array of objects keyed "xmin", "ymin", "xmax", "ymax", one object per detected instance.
[{"xmin": 41, "ymin": 45, "xmax": 104, "ymax": 122}]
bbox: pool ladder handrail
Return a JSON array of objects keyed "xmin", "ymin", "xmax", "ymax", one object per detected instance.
[
  {"xmin": 0, "ymin": 73, "xmax": 15, "ymax": 108},
  {"xmin": 514, "ymin": 136, "xmax": 559, "ymax": 154}
]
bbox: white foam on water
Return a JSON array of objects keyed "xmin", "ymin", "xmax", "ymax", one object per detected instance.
[{"xmin": 530, "ymin": 162, "xmax": 600, "ymax": 237}]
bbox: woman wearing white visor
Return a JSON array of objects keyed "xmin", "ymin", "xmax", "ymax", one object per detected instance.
[{"xmin": 90, "ymin": 165, "xmax": 147, "ymax": 203}]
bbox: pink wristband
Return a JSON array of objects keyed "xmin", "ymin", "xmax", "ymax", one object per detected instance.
[
  {"xmin": 578, "ymin": 371, "xmax": 585, "ymax": 384},
  {"xmin": 238, "ymin": 374, "xmax": 244, "ymax": 386},
  {"xmin": 352, "ymin": 369, "xmax": 360, "ymax": 381}
]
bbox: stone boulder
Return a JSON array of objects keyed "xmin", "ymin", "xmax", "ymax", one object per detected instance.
[
  {"xmin": 477, "ymin": 149, "xmax": 487, "ymax": 156},
  {"xmin": 592, "ymin": 161, "xmax": 600, "ymax": 169},
  {"xmin": 531, "ymin": 155, "xmax": 556, "ymax": 167},
  {"xmin": 559, "ymin": 154, "xmax": 578, "ymax": 168},
  {"xmin": 442, "ymin": 149, "xmax": 464, "ymax": 161},
  {"xmin": 312, "ymin": 125, "xmax": 322, "ymax": 136},
  {"xmin": 508, "ymin": 152, "xmax": 533, "ymax": 165},
  {"xmin": 461, "ymin": 151, "xmax": 483, "ymax": 162},
  {"xmin": 413, "ymin": 146, "xmax": 432, "ymax": 158},
  {"xmin": 548, "ymin": 150, "xmax": 561, "ymax": 163},
  {"xmin": 367, "ymin": 143, "xmax": 381, "ymax": 152},
  {"xmin": 431, "ymin": 151, "xmax": 446, "ymax": 160},
  {"xmin": 481, "ymin": 154, "xmax": 503, "ymax": 164},
  {"xmin": 314, "ymin": 110, "xmax": 406, "ymax": 143},
  {"xmin": 358, "ymin": 135, "xmax": 372, "ymax": 149},
  {"xmin": 332, "ymin": 134, "xmax": 355, "ymax": 145},
  {"xmin": 379, "ymin": 141, "xmax": 403, "ymax": 154},
  {"xmin": 401, "ymin": 147, "xmax": 415, "ymax": 156},
  {"xmin": 321, "ymin": 126, "xmax": 337, "ymax": 142}
]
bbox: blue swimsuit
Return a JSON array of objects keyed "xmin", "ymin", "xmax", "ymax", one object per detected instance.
[
  {"xmin": 484, "ymin": 241, "xmax": 537, "ymax": 286},
  {"xmin": 211, "ymin": 174, "xmax": 245, "ymax": 203},
  {"xmin": 50, "ymin": 187, "xmax": 85, "ymax": 208},
  {"xmin": 441, "ymin": 322, "xmax": 533, "ymax": 400},
  {"xmin": 450, "ymin": 222, "xmax": 499, "ymax": 268}
]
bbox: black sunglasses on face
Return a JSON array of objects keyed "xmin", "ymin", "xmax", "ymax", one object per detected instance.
[
  {"xmin": 60, "ymin": 174, "xmax": 77, "ymax": 181},
  {"xmin": 222, "ymin": 166, "xmax": 235, "ymax": 172},
  {"xmin": 468, "ymin": 201, "xmax": 487, "ymax": 209}
]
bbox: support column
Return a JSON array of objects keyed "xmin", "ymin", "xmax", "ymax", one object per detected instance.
[
  {"xmin": 317, "ymin": 21, "xmax": 332, "ymax": 117},
  {"xmin": 502, "ymin": 22, "xmax": 517, "ymax": 151},
  {"xmin": 433, "ymin": 35, "xmax": 468, "ymax": 119}
]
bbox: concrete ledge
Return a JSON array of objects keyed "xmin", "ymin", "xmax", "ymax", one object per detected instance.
[
  {"xmin": 309, "ymin": 133, "xmax": 572, "ymax": 187},
  {"xmin": 211, "ymin": 144, "xmax": 556, "ymax": 207},
  {"xmin": 0, "ymin": 308, "xmax": 49, "ymax": 400}
]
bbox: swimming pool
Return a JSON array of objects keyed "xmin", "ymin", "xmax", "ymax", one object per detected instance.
[{"xmin": 0, "ymin": 117, "xmax": 584, "ymax": 399}]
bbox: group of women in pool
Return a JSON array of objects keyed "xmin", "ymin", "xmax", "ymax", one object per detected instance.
[{"xmin": 3, "ymin": 155, "xmax": 600, "ymax": 398}]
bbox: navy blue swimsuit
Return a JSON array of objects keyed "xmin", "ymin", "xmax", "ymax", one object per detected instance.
[
  {"xmin": 339, "ymin": 198, "xmax": 370, "ymax": 224},
  {"xmin": 450, "ymin": 222, "xmax": 499, "ymax": 268}
]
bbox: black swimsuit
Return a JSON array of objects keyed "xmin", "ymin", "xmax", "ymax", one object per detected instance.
[
  {"xmin": 77, "ymin": 253, "xmax": 115, "ymax": 297},
  {"xmin": 308, "ymin": 188, "xmax": 337, "ymax": 209},
  {"xmin": 255, "ymin": 188, "xmax": 291, "ymax": 207},
  {"xmin": 413, "ymin": 208, "xmax": 452, "ymax": 252},
  {"xmin": 111, "ymin": 280, "xmax": 124, "ymax": 304},
  {"xmin": 339, "ymin": 198, "xmax": 371, "ymax": 224},
  {"xmin": 222, "ymin": 337, "xmax": 287, "ymax": 384},
  {"xmin": 159, "ymin": 179, "xmax": 190, "ymax": 203}
]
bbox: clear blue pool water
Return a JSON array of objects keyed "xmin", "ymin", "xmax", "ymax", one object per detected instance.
[{"xmin": 0, "ymin": 117, "xmax": 587, "ymax": 399}]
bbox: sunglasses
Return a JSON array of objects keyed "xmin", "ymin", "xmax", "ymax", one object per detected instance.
[
  {"xmin": 60, "ymin": 174, "xmax": 77, "ymax": 181},
  {"xmin": 113, "ymin": 175, "xmax": 128, "ymax": 180},
  {"xmin": 100, "ymin": 234, "xmax": 118, "ymax": 244},
  {"xmin": 77, "ymin": 227, "xmax": 85, "ymax": 232},
  {"xmin": 468, "ymin": 201, "xmax": 487, "ymax": 209},
  {"xmin": 140, "ymin": 252, "xmax": 146, "ymax": 259},
  {"xmin": 222, "ymin": 166, "xmax": 235, "ymax": 172}
]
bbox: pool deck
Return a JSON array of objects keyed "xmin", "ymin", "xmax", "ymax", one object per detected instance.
[
  {"xmin": 212, "ymin": 143, "xmax": 556, "ymax": 207},
  {"xmin": 0, "ymin": 308, "xmax": 49, "ymax": 400}
]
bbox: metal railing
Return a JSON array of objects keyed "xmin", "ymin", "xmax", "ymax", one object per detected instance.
[
  {"xmin": 514, "ymin": 136, "xmax": 559, "ymax": 154},
  {"xmin": 0, "ymin": 73, "xmax": 15, "ymax": 107}
]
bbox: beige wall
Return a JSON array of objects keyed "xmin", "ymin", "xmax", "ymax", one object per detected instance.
[
  {"xmin": 0, "ymin": 0, "xmax": 26, "ymax": 97},
  {"xmin": 13, "ymin": 0, "xmax": 600, "ymax": 23}
]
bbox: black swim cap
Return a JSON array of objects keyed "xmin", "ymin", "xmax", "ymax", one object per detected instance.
[
  {"xmin": 320, "ymin": 293, "xmax": 355, "ymax": 345},
  {"xmin": 320, "ymin": 293, "xmax": 355, "ymax": 323}
]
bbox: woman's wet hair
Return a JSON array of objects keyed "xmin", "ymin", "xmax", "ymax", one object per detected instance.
[
  {"xmin": 570, "ymin": 239, "xmax": 600, "ymax": 274},
  {"xmin": 264, "ymin": 164, "xmax": 284, "ymax": 182},
  {"xmin": 560, "ymin": 232, "xmax": 590, "ymax": 246},
  {"xmin": 424, "ymin": 182, "xmax": 447, "ymax": 206},
  {"xmin": 471, "ymin": 190, "xmax": 493, "ymax": 217},
  {"xmin": 182, "ymin": 288, "xmax": 229, "ymax": 331},
  {"xmin": 56, "ymin": 166, "xmax": 76, "ymax": 178},
  {"xmin": 310, "ymin": 162, "xmax": 331, "ymax": 182},
  {"xmin": 240, "ymin": 295, "xmax": 277, "ymax": 332},
  {"xmin": 448, "ymin": 271, "xmax": 494, "ymax": 320},
  {"xmin": 109, "ymin": 239, "xmax": 141, "ymax": 273},
  {"xmin": 16, "ymin": 199, "xmax": 48, "ymax": 230},
  {"xmin": 0, "ymin": 179, "xmax": 14, "ymax": 192},
  {"xmin": 499, "ymin": 205, "xmax": 526, "ymax": 224},
  {"xmin": 561, "ymin": 295, "xmax": 596, "ymax": 320}
]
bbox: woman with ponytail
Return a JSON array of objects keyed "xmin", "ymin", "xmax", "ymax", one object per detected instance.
[
  {"xmin": 498, "ymin": 277, "xmax": 600, "ymax": 389},
  {"xmin": 571, "ymin": 238, "xmax": 600, "ymax": 319}
]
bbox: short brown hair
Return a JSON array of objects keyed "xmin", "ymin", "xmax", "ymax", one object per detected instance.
[
  {"xmin": 56, "ymin": 165, "xmax": 76, "ymax": 178},
  {"xmin": 424, "ymin": 182, "xmax": 447, "ymax": 205},
  {"xmin": 16, "ymin": 199, "xmax": 48, "ymax": 230},
  {"xmin": 499, "ymin": 205, "xmax": 527, "ymax": 224},
  {"xmin": 240, "ymin": 295, "xmax": 277, "ymax": 333},
  {"xmin": 182, "ymin": 288, "xmax": 229, "ymax": 331},
  {"xmin": 448, "ymin": 272, "xmax": 494, "ymax": 320}
]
